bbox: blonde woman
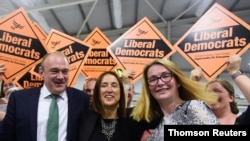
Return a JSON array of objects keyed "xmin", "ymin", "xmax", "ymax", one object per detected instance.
[{"xmin": 131, "ymin": 59, "xmax": 219, "ymax": 140}]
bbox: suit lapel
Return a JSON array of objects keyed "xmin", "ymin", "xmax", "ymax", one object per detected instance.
[
  {"xmin": 28, "ymin": 88, "xmax": 41, "ymax": 141},
  {"xmin": 66, "ymin": 88, "xmax": 75, "ymax": 141}
]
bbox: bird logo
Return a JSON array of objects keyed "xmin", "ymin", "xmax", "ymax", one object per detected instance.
[
  {"xmin": 91, "ymin": 39, "xmax": 101, "ymax": 46},
  {"xmin": 11, "ymin": 20, "xmax": 24, "ymax": 30},
  {"xmin": 136, "ymin": 28, "xmax": 148, "ymax": 36},
  {"xmin": 50, "ymin": 41, "xmax": 61, "ymax": 49}
]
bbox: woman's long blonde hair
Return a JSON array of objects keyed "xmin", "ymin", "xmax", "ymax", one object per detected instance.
[{"xmin": 130, "ymin": 59, "xmax": 218, "ymax": 122}]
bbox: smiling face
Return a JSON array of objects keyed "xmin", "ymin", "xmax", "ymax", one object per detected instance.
[
  {"xmin": 99, "ymin": 74, "xmax": 121, "ymax": 108},
  {"xmin": 147, "ymin": 64, "xmax": 180, "ymax": 103},
  {"xmin": 39, "ymin": 52, "xmax": 69, "ymax": 95}
]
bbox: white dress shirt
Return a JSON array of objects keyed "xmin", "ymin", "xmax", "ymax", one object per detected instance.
[{"xmin": 37, "ymin": 85, "xmax": 68, "ymax": 141}]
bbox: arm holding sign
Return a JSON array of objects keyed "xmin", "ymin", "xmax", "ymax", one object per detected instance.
[
  {"xmin": 190, "ymin": 55, "xmax": 250, "ymax": 103},
  {"xmin": 227, "ymin": 54, "xmax": 250, "ymax": 125},
  {"xmin": 190, "ymin": 67, "xmax": 202, "ymax": 81},
  {"xmin": 189, "ymin": 65, "xmax": 240, "ymax": 125},
  {"xmin": 115, "ymin": 68, "xmax": 136, "ymax": 108},
  {"xmin": 115, "ymin": 68, "xmax": 135, "ymax": 84},
  {"xmin": 189, "ymin": 54, "xmax": 250, "ymax": 124},
  {"xmin": 226, "ymin": 54, "xmax": 250, "ymax": 103}
]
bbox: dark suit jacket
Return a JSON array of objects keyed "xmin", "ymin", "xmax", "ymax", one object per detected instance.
[{"xmin": 0, "ymin": 87, "xmax": 90, "ymax": 141}]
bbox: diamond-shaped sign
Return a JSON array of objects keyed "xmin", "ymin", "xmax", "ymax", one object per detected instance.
[
  {"xmin": 107, "ymin": 17, "xmax": 176, "ymax": 83},
  {"xmin": 174, "ymin": 3, "xmax": 250, "ymax": 81},
  {"xmin": 14, "ymin": 70, "xmax": 43, "ymax": 89},
  {"xmin": 0, "ymin": 7, "xmax": 48, "ymax": 82},
  {"xmin": 81, "ymin": 27, "xmax": 118, "ymax": 78},
  {"xmin": 29, "ymin": 22, "xmax": 48, "ymax": 77}
]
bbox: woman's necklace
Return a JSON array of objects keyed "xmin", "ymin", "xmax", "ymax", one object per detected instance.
[{"xmin": 101, "ymin": 118, "xmax": 117, "ymax": 141}]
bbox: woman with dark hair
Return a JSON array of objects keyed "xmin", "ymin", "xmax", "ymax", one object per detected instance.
[
  {"xmin": 79, "ymin": 71, "xmax": 158, "ymax": 141},
  {"xmin": 78, "ymin": 71, "xmax": 130, "ymax": 141},
  {"xmin": 226, "ymin": 54, "xmax": 250, "ymax": 124},
  {"xmin": 191, "ymin": 67, "xmax": 240, "ymax": 124}
]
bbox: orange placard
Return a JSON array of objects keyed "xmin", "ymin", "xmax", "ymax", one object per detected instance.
[
  {"xmin": 107, "ymin": 17, "xmax": 176, "ymax": 83},
  {"xmin": 0, "ymin": 7, "xmax": 48, "ymax": 82},
  {"xmin": 81, "ymin": 27, "xmax": 118, "ymax": 78},
  {"xmin": 45, "ymin": 29, "xmax": 91, "ymax": 87},
  {"xmin": 32, "ymin": 22, "xmax": 47, "ymax": 49},
  {"xmin": 174, "ymin": 3, "xmax": 250, "ymax": 81},
  {"xmin": 29, "ymin": 22, "xmax": 48, "ymax": 77},
  {"xmin": 13, "ymin": 69, "xmax": 43, "ymax": 89}
]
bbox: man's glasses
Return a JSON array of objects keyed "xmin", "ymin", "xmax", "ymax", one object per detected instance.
[{"xmin": 148, "ymin": 73, "xmax": 173, "ymax": 86}]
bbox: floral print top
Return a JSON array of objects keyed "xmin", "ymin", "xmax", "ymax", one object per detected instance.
[{"xmin": 146, "ymin": 100, "xmax": 219, "ymax": 141}]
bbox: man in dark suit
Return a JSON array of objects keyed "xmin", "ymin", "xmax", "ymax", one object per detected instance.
[{"xmin": 0, "ymin": 51, "xmax": 90, "ymax": 141}]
